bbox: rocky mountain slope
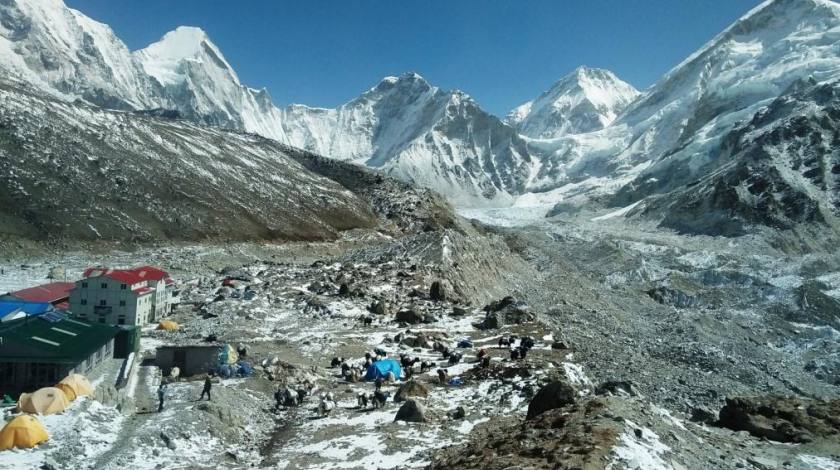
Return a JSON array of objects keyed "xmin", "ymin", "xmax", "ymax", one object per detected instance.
[
  {"xmin": 506, "ymin": 66, "xmax": 639, "ymax": 139},
  {"xmin": 618, "ymin": 78, "xmax": 840, "ymax": 238},
  {"xmin": 0, "ymin": 78, "xmax": 380, "ymax": 242}
]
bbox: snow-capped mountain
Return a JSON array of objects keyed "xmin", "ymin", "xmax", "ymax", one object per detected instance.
[
  {"xmin": 0, "ymin": 0, "xmax": 533, "ymax": 205},
  {"xmin": 280, "ymin": 73, "xmax": 533, "ymax": 205},
  {"xmin": 538, "ymin": 0, "xmax": 840, "ymax": 222},
  {"xmin": 507, "ymin": 66, "xmax": 639, "ymax": 139},
  {"xmin": 0, "ymin": 0, "xmax": 162, "ymax": 109},
  {"xmin": 134, "ymin": 26, "xmax": 288, "ymax": 142},
  {"xmin": 622, "ymin": 77, "xmax": 840, "ymax": 237}
]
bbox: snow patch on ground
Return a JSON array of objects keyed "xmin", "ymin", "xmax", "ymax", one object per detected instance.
[{"xmin": 607, "ymin": 422, "xmax": 671, "ymax": 470}]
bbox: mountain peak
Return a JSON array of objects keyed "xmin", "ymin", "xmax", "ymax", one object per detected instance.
[
  {"xmin": 135, "ymin": 25, "xmax": 238, "ymax": 86},
  {"xmin": 508, "ymin": 67, "xmax": 639, "ymax": 139},
  {"xmin": 140, "ymin": 26, "xmax": 213, "ymax": 62}
]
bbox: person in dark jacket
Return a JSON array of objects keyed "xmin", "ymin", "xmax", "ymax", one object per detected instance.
[
  {"xmin": 199, "ymin": 375, "xmax": 212, "ymax": 400},
  {"xmin": 157, "ymin": 383, "xmax": 167, "ymax": 412}
]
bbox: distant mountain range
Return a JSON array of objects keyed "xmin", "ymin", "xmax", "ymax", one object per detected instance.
[{"xmin": 2, "ymin": 0, "xmax": 839, "ymax": 235}]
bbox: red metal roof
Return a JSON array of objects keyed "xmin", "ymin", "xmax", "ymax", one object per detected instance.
[
  {"xmin": 9, "ymin": 282, "xmax": 74, "ymax": 303},
  {"xmin": 83, "ymin": 265, "xmax": 170, "ymax": 285},
  {"xmin": 130, "ymin": 266, "xmax": 169, "ymax": 281},
  {"xmin": 132, "ymin": 286, "xmax": 155, "ymax": 296}
]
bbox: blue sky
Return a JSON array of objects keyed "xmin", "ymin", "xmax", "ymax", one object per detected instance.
[{"xmin": 66, "ymin": 0, "xmax": 760, "ymax": 116}]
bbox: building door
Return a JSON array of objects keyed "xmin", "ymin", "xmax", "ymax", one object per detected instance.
[{"xmin": 173, "ymin": 349, "xmax": 187, "ymax": 373}]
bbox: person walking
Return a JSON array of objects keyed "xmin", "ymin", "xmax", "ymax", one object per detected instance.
[
  {"xmin": 199, "ymin": 375, "xmax": 212, "ymax": 401},
  {"xmin": 157, "ymin": 383, "xmax": 166, "ymax": 412}
]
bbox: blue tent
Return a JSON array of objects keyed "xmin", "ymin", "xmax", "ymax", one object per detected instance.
[
  {"xmin": 364, "ymin": 359, "xmax": 402, "ymax": 381},
  {"xmin": 0, "ymin": 300, "xmax": 53, "ymax": 322}
]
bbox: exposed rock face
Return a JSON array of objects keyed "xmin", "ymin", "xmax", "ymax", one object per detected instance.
[
  {"xmin": 394, "ymin": 380, "xmax": 430, "ymax": 403},
  {"xmin": 526, "ymin": 380, "xmax": 577, "ymax": 420},
  {"xmin": 429, "ymin": 397, "xmax": 621, "ymax": 470},
  {"xmin": 717, "ymin": 396, "xmax": 840, "ymax": 443},
  {"xmin": 618, "ymin": 79, "xmax": 840, "ymax": 238},
  {"xmin": 394, "ymin": 399, "xmax": 427, "ymax": 423}
]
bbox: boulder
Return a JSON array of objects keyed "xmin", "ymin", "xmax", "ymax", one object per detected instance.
[
  {"xmin": 526, "ymin": 380, "xmax": 577, "ymax": 420},
  {"xmin": 220, "ymin": 267, "xmax": 253, "ymax": 282},
  {"xmin": 338, "ymin": 283, "xmax": 352, "ymax": 297},
  {"xmin": 451, "ymin": 306, "xmax": 470, "ymax": 316},
  {"xmin": 368, "ymin": 300, "xmax": 389, "ymax": 316},
  {"xmin": 396, "ymin": 309, "xmax": 436, "ymax": 325},
  {"xmin": 429, "ymin": 280, "xmax": 451, "ymax": 302},
  {"xmin": 479, "ymin": 296, "xmax": 535, "ymax": 329},
  {"xmin": 394, "ymin": 399, "xmax": 427, "ymax": 423},
  {"xmin": 718, "ymin": 396, "xmax": 840, "ymax": 443},
  {"xmin": 394, "ymin": 380, "xmax": 430, "ymax": 402},
  {"xmin": 401, "ymin": 334, "xmax": 432, "ymax": 349},
  {"xmin": 450, "ymin": 406, "xmax": 466, "ymax": 420}
]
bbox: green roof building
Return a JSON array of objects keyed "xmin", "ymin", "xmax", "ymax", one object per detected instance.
[{"xmin": 0, "ymin": 312, "xmax": 121, "ymax": 396}]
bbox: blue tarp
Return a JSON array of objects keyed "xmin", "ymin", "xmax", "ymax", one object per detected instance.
[
  {"xmin": 364, "ymin": 359, "xmax": 402, "ymax": 381},
  {"xmin": 0, "ymin": 300, "xmax": 52, "ymax": 321}
]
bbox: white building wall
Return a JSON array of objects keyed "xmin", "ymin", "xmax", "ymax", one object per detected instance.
[{"xmin": 69, "ymin": 277, "xmax": 154, "ymax": 326}]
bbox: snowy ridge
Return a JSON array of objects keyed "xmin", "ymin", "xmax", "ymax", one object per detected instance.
[
  {"xmin": 0, "ymin": 0, "xmax": 162, "ymax": 109},
  {"xmin": 280, "ymin": 73, "xmax": 534, "ymax": 206}
]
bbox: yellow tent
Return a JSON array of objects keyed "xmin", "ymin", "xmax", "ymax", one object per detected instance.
[
  {"xmin": 55, "ymin": 383, "xmax": 76, "ymax": 402},
  {"xmin": 57, "ymin": 374, "xmax": 94, "ymax": 399},
  {"xmin": 0, "ymin": 415, "xmax": 49, "ymax": 450},
  {"xmin": 17, "ymin": 387, "xmax": 70, "ymax": 416},
  {"xmin": 157, "ymin": 320, "xmax": 179, "ymax": 331}
]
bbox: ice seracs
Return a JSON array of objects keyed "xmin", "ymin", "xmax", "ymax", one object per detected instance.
[{"xmin": 507, "ymin": 66, "xmax": 639, "ymax": 139}]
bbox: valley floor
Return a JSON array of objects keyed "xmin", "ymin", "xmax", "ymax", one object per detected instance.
[{"xmin": 1, "ymin": 214, "xmax": 839, "ymax": 469}]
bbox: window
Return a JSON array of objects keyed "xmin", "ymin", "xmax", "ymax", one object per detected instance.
[
  {"xmin": 120, "ymin": 284, "xmax": 127, "ymax": 290},
  {"xmin": 118, "ymin": 318, "xmax": 125, "ymax": 325},
  {"xmin": 100, "ymin": 299, "xmax": 107, "ymax": 306},
  {"xmin": 80, "ymin": 299, "xmax": 87, "ymax": 305},
  {"xmin": 82, "ymin": 282, "xmax": 88, "ymax": 288},
  {"xmin": 119, "ymin": 300, "xmax": 126, "ymax": 307},
  {"xmin": 98, "ymin": 318, "xmax": 105, "ymax": 324}
]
